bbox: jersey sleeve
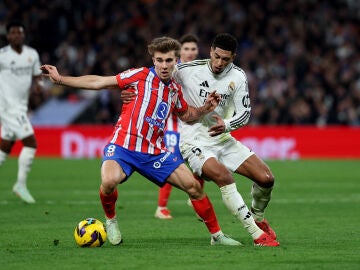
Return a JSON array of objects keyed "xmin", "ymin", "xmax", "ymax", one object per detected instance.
[
  {"xmin": 223, "ymin": 72, "xmax": 251, "ymax": 132},
  {"xmin": 115, "ymin": 67, "xmax": 144, "ymax": 89},
  {"xmin": 172, "ymin": 64, "xmax": 186, "ymax": 85},
  {"xmin": 32, "ymin": 49, "xmax": 42, "ymax": 76}
]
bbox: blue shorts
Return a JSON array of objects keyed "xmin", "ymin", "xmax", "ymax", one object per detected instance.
[{"xmin": 102, "ymin": 143, "xmax": 184, "ymax": 187}]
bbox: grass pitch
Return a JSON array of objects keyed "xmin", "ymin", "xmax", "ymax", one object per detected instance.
[{"xmin": 0, "ymin": 158, "xmax": 359, "ymax": 270}]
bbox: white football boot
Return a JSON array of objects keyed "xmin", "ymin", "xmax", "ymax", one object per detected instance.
[
  {"xmin": 13, "ymin": 183, "xmax": 35, "ymax": 204},
  {"xmin": 105, "ymin": 217, "xmax": 122, "ymax": 245},
  {"xmin": 210, "ymin": 233, "xmax": 242, "ymax": 246}
]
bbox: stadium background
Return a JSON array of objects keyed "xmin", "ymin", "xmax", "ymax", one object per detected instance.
[
  {"xmin": 1, "ymin": 0, "xmax": 359, "ymax": 159},
  {"xmin": 1, "ymin": 2, "xmax": 360, "ymax": 270}
]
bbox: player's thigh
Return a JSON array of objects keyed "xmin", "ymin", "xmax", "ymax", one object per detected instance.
[
  {"xmin": 235, "ymin": 154, "xmax": 274, "ymax": 187},
  {"xmin": 202, "ymin": 157, "xmax": 234, "ymax": 186},
  {"xmin": 166, "ymin": 164, "xmax": 201, "ymax": 197},
  {"xmin": 101, "ymin": 160, "xmax": 127, "ymax": 186},
  {"xmin": 219, "ymin": 139, "xmax": 254, "ymax": 172}
]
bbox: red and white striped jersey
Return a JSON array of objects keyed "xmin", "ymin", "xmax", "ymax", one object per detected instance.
[
  {"xmin": 165, "ymin": 113, "xmax": 180, "ymax": 132},
  {"xmin": 109, "ymin": 67, "xmax": 188, "ymax": 154}
]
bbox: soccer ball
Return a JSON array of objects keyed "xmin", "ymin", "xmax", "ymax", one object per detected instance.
[{"xmin": 74, "ymin": 218, "xmax": 107, "ymax": 247}]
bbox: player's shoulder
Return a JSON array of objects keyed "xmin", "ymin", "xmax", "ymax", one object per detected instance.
[
  {"xmin": 0, "ymin": 45, "xmax": 10, "ymax": 55},
  {"xmin": 177, "ymin": 59, "xmax": 208, "ymax": 70},
  {"xmin": 120, "ymin": 67, "xmax": 146, "ymax": 77},
  {"xmin": 23, "ymin": 45, "xmax": 39, "ymax": 54},
  {"xmin": 228, "ymin": 63, "xmax": 247, "ymax": 79}
]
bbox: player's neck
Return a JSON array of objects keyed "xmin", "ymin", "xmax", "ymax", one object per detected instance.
[{"xmin": 11, "ymin": 44, "xmax": 23, "ymax": 54}]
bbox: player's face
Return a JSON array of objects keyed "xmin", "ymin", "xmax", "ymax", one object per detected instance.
[
  {"xmin": 7, "ymin": 26, "xmax": 25, "ymax": 48},
  {"xmin": 180, "ymin": 42, "xmax": 199, "ymax": 63},
  {"xmin": 210, "ymin": 47, "xmax": 235, "ymax": 74},
  {"xmin": 152, "ymin": 51, "xmax": 178, "ymax": 82}
]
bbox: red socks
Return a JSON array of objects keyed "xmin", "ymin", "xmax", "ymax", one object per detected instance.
[
  {"xmin": 191, "ymin": 196, "xmax": 221, "ymax": 234},
  {"xmin": 158, "ymin": 176, "xmax": 204, "ymax": 208},
  {"xmin": 99, "ymin": 189, "xmax": 118, "ymax": 219},
  {"xmin": 158, "ymin": 183, "xmax": 172, "ymax": 207}
]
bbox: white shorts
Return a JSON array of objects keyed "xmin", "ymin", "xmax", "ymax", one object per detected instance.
[
  {"xmin": 0, "ymin": 110, "xmax": 34, "ymax": 140},
  {"xmin": 180, "ymin": 137, "xmax": 254, "ymax": 176}
]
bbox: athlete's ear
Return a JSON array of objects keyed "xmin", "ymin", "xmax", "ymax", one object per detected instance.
[
  {"xmin": 231, "ymin": 53, "xmax": 236, "ymax": 62},
  {"xmin": 152, "ymin": 57, "xmax": 156, "ymax": 65},
  {"xmin": 210, "ymin": 47, "xmax": 214, "ymax": 56}
]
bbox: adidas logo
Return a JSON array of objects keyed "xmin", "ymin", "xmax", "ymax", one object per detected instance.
[{"xmin": 199, "ymin": 81, "xmax": 209, "ymax": 87}]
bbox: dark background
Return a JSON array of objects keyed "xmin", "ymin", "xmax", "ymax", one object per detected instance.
[{"xmin": 1, "ymin": 0, "xmax": 359, "ymax": 125}]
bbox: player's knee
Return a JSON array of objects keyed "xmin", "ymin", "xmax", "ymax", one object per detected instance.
[
  {"xmin": 186, "ymin": 180, "xmax": 203, "ymax": 199},
  {"xmin": 101, "ymin": 179, "xmax": 117, "ymax": 192},
  {"xmin": 101, "ymin": 173, "xmax": 124, "ymax": 191},
  {"xmin": 258, "ymin": 172, "xmax": 275, "ymax": 188},
  {"xmin": 0, "ymin": 140, "xmax": 15, "ymax": 153}
]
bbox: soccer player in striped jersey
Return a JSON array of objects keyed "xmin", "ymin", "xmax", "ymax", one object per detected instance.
[
  {"xmin": 172, "ymin": 33, "xmax": 280, "ymax": 246},
  {"xmin": 155, "ymin": 34, "xmax": 200, "ymax": 220},
  {"xmin": 41, "ymin": 37, "xmax": 241, "ymax": 246},
  {"xmin": 0, "ymin": 21, "xmax": 43, "ymax": 204}
]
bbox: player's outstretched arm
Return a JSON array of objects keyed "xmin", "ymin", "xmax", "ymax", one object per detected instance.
[
  {"xmin": 178, "ymin": 91, "xmax": 220, "ymax": 122},
  {"xmin": 40, "ymin": 64, "xmax": 118, "ymax": 90}
]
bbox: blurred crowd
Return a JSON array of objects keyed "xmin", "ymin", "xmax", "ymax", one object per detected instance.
[{"xmin": 0, "ymin": 0, "xmax": 359, "ymax": 125}]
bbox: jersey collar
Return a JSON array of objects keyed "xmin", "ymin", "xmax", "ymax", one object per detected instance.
[{"xmin": 150, "ymin": 67, "xmax": 172, "ymax": 86}]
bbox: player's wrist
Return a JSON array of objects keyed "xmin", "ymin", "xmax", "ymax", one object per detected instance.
[
  {"xmin": 224, "ymin": 120, "xmax": 231, "ymax": 132},
  {"xmin": 56, "ymin": 75, "xmax": 63, "ymax": 85}
]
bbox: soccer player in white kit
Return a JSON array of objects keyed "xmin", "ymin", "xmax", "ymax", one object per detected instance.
[
  {"xmin": 0, "ymin": 21, "xmax": 43, "ymax": 203},
  {"xmin": 173, "ymin": 33, "xmax": 280, "ymax": 246}
]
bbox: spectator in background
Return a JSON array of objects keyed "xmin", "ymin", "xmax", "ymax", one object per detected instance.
[{"xmin": 1, "ymin": 0, "xmax": 359, "ymax": 125}]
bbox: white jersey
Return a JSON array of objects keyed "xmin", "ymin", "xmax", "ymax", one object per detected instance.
[
  {"xmin": 173, "ymin": 59, "xmax": 251, "ymax": 146},
  {"xmin": 0, "ymin": 45, "xmax": 41, "ymax": 112}
]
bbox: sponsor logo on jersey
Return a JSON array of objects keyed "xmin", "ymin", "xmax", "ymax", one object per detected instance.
[
  {"xmin": 199, "ymin": 80, "xmax": 209, "ymax": 87},
  {"xmin": 156, "ymin": 102, "xmax": 168, "ymax": 120},
  {"xmin": 144, "ymin": 101, "xmax": 168, "ymax": 131},
  {"xmin": 145, "ymin": 116, "xmax": 165, "ymax": 129}
]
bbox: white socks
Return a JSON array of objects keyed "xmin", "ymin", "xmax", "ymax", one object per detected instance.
[
  {"xmin": 220, "ymin": 183, "xmax": 263, "ymax": 239},
  {"xmin": 251, "ymin": 183, "xmax": 273, "ymax": 222},
  {"xmin": 0, "ymin": 150, "xmax": 7, "ymax": 166},
  {"xmin": 16, "ymin": 147, "xmax": 36, "ymax": 185},
  {"xmin": 211, "ymin": 230, "xmax": 223, "ymax": 238}
]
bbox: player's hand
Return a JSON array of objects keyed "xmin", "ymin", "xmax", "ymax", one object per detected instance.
[
  {"xmin": 40, "ymin": 65, "xmax": 62, "ymax": 84},
  {"xmin": 203, "ymin": 90, "xmax": 221, "ymax": 112},
  {"xmin": 208, "ymin": 115, "xmax": 225, "ymax": 136},
  {"xmin": 121, "ymin": 88, "xmax": 137, "ymax": 103}
]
